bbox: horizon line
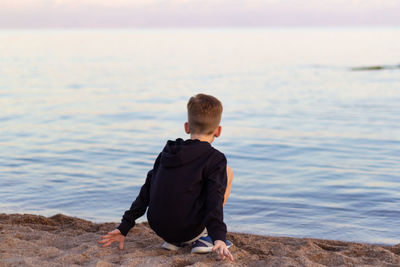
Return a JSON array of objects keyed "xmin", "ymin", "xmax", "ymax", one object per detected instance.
[{"xmin": 1, "ymin": 25, "xmax": 399, "ymax": 30}]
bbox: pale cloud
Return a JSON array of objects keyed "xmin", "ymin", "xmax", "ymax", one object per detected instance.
[
  {"xmin": 3, "ymin": 0, "xmax": 158, "ymax": 8},
  {"xmin": 0, "ymin": 0, "xmax": 399, "ymax": 27},
  {"xmin": 3, "ymin": 0, "xmax": 399, "ymax": 8}
]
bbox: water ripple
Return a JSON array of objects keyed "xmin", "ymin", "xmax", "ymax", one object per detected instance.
[{"xmin": 1, "ymin": 29, "xmax": 400, "ymax": 244}]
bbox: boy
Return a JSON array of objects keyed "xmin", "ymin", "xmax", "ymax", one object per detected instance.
[{"xmin": 99, "ymin": 94, "xmax": 234, "ymax": 261}]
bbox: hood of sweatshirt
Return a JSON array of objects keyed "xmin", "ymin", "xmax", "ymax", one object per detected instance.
[{"xmin": 160, "ymin": 138, "xmax": 212, "ymax": 168}]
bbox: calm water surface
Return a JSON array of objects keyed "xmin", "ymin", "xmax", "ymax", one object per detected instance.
[{"xmin": 1, "ymin": 28, "xmax": 400, "ymax": 244}]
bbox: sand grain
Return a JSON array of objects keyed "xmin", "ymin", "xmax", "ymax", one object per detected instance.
[{"xmin": 0, "ymin": 213, "xmax": 399, "ymax": 266}]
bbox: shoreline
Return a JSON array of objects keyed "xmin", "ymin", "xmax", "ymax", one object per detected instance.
[{"xmin": 1, "ymin": 213, "xmax": 399, "ymax": 266}]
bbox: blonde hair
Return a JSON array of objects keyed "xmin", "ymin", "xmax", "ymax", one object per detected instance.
[{"xmin": 187, "ymin": 94, "xmax": 223, "ymax": 135}]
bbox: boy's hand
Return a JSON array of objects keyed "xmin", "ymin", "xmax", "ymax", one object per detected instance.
[
  {"xmin": 98, "ymin": 229, "xmax": 125, "ymax": 250},
  {"xmin": 212, "ymin": 240, "xmax": 233, "ymax": 261}
]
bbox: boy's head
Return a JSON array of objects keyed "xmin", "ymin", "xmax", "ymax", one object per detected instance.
[{"xmin": 185, "ymin": 94, "xmax": 223, "ymax": 137}]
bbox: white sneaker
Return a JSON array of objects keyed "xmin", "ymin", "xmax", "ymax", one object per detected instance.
[{"xmin": 161, "ymin": 241, "xmax": 183, "ymax": 251}]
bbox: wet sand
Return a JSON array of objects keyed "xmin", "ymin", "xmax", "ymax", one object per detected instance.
[{"xmin": 1, "ymin": 213, "xmax": 399, "ymax": 267}]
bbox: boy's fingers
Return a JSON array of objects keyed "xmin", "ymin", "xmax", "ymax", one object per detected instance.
[
  {"xmin": 222, "ymin": 249, "xmax": 227, "ymax": 258},
  {"xmin": 225, "ymin": 250, "xmax": 234, "ymax": 261},
  {"xmin": 98, "ymin": 239, "xmax": 109, "ymax": 244},
  {"xmin": 213, "ymin": 242, "xmax": 233, "ymax": 261},
  {"xmin": 102, "ymin": 241, "xmax": 113, "ymax": 247},
  {"xmin": 218, "ymin": 248, "xmax": 224, "ymax": 259},
  {"xmin": 119, "ymin": 240, "xmax": 124, "ymax": 250},
  {"xmin": 212, "ymin": 243, "xmax": 222, "ymax": 251},
  {"xmin": 214, "ymin": 246, "xmax": 233, "ymax": 261}
]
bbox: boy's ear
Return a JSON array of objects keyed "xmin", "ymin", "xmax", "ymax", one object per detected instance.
[
  {"xmin": 184, "ymin": 122, "xmax": 190, "ymax": 134},
  {"xmin": 214, "ymin": 126, "xmax": 222, "ymax": 138}
]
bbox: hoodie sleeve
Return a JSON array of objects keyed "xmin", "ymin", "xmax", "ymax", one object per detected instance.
[
  {"xmin": 117, "ymin": 169, "xmax": 153, "ymax": 236},
  {"xmin": 203, "ymin": 153, "xmax": 228, "ymax": 242}
]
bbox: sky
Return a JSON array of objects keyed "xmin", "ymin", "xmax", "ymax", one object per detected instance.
[{"xmin": 1, "ymin": 0, "xmax": 400, "ymax": 28}]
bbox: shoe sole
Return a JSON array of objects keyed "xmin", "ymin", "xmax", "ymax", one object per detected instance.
[
  {"xmin": 161, "ymin": 242, "xmax": 181, "ymax": 251},
  {"xmin": 191, "ymin": 246, "xmax": 213, "ymax": 254},
  {"xmin": 191, "ymin": 240, "xmax": 233, "ymax": 254}
]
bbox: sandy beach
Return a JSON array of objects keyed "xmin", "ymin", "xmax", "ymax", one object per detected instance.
[{"xmin": 0, "ymin": 214, "xmax": 399, "ymax": 266}]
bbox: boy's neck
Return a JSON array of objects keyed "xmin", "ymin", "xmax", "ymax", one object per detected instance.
[{"xmin": 189, "ymin": 134, "xmax": 214, "ymax": 144}]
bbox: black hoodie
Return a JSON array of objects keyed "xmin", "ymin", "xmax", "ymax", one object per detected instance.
[{"xmin": 117, "ymin": 138, "xmax": 228, "ymax": 243}]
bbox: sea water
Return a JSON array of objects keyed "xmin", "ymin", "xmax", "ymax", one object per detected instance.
[{"xmin": 1, "ymin": 28, "xmax": 399, "ymax": 245}]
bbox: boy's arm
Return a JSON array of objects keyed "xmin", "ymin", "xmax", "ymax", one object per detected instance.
[
  {"xmin": 117, "ymin": 169, "xmax": 153, "ymax": 236},
  {"xmin": 203, "ymin": 154, "xmax": 228, "ymax": 243},
  {"xmin": 117, "ymin": 153, "xmax": 161, "ymax": 236}
]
